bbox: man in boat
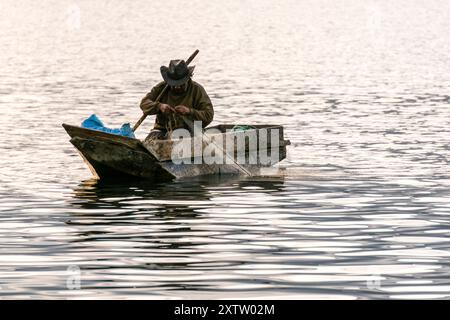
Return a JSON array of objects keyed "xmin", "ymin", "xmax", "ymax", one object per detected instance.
[{"xmin": 140, "ymin": 59, "xmax": 214, "ymax": 140}]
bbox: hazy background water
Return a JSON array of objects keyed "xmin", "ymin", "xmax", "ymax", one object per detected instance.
[{"xmin": 1, "ymin": 0, "xmax": 450, "ymax": 299}]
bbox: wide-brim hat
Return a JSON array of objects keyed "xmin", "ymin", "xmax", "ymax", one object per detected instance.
[{"xmin": 160, "ymin": 59, "xmax": 195, "ymax": 86}]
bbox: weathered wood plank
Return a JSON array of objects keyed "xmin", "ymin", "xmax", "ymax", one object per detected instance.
[
  {"xmin": 62, "ymin": 123, "xmax": 147, "ymax": 152},
  {"xmin": 143, "ymin": 125, "xmax": 290, "ymax": 162},
  {"xmin": 70, "ymin": 137, "xmax": 175, "ymax": 180}
]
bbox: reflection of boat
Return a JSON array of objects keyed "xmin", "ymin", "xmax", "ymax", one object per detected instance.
[
  {"xmin": 62, "ymin": 123, "xmax": 290, "ymax": 181},
  {"xmin": 72, "ymin": 174, "xmax": 285, "ymax": 209},
  {"xmin": 68, "ymin": 175, "xmax": 285, "ymax": 249}
]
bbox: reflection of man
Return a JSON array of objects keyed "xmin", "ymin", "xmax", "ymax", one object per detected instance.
[{"xmin": 140, "ymin": 59, "xmax": 214, "ymax": 140}]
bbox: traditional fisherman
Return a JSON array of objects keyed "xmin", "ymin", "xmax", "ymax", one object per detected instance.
[{"xmin": 139, "ymin": 59, "xmax": 214, "ymax": 140}]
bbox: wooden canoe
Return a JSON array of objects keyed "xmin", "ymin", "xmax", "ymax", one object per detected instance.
[{"xmin": 62, "ymin": 123, "xmax": 290, "ymax": 181}]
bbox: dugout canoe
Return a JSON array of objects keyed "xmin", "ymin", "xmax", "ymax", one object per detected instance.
[{"xmin": 62, "ymin": 123, "xmax": 290, "ymax": 181}]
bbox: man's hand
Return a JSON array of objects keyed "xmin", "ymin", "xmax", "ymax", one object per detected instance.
[
  {"xmin": 174, "ymin": 105, "xmax": 191, "ymax": 115},
  {"xmin": 158, "ymin": 103, "xmax": 175, "ymax": 115}
]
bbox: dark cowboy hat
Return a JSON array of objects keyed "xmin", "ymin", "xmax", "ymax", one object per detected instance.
[{"xmin": 160, "ymin": 59, "xmax": 195, "ymax": 86}]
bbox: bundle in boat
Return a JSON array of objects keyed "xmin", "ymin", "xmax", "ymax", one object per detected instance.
[{"xmin": 81, "ymin": 114, "xmax": 135, "ymax": 138}]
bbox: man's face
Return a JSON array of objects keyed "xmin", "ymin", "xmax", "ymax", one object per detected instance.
[{"xmin": 171, "ymin": 83, "xmax": 187, "ymax": 95}]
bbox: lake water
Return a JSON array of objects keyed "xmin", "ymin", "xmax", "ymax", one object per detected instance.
[{"xmin": 1, "ymin": 0, "xmax": 450, "ymax": 299}]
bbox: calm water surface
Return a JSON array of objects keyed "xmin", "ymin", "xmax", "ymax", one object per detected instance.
[{"xmin": 1, "ymin": 0, "xmax": 450, "ymax": 299}]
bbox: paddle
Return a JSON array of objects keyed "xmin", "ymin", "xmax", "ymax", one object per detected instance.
[{"xmin": 132, "ymin": 49, "xmax": 200, "ymax": 132}]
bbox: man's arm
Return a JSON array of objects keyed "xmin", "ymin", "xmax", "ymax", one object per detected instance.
[
  {"xmin": 187, "ymin": 85, "xmax": 214, "ymax": 127},
  {"xmin": 139, "ymin": 82, "xmax": 166, "ymax": 115}
]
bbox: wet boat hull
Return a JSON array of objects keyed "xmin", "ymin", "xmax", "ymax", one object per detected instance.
[{"xmin": 62, "ymin": 123, "xmax": 289, "ymax": 181}]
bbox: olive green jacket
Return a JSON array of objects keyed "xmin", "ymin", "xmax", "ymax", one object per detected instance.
[{"xmin": 140, "ymin": 80, "xmax": 214, "ymax": 131}]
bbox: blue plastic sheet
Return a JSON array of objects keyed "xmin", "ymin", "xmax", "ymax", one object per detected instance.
[{"xmin": 81, "ymin": 114, "xmax": 136, "ymax": 138}]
